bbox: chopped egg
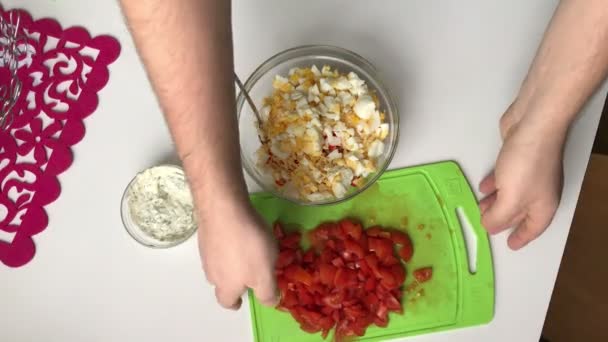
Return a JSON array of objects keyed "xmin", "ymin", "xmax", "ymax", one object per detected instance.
[
  {"xmin": 256, "ymin": 66, "xmax": 390, "ymax": 202},
  {"xmin": 368, "ymin": 140, "xmax": 385, "ymax": 158},
  {"xmin": 354, "ymin": 95, "xmax": 376, "ymax": 119}
]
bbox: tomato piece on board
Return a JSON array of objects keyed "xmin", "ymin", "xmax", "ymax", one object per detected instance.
[
  {"xmin": 340, "ymin": 219, "xmax": 363, "ymax": 241},
  {"xmin": 344, "ymin": 238, "xmax": 366, "ymax": 259},
  {"xmin": 397, "ymin": 244, "xmax": 413, "ymax": 262},
  {"xmin": 332, "ymin": 257, "xmax": 345, "ymax": 268},
  {"xmin": 368, "ymin": 237, "xmax": 394, "ymax": 260},
  {"xmin": 276, "ymin": 249, "xmax": 296, "ymax": 269},
  {"xmin": 310, "ymin": 223, "xmax": 333, "ymax": 248},
  {"xmin": 302, "ymin": 249, "xmax": 315, "ymax": 263},
  {"xmin": 383, "ymin": 255, "xmax": 400, "ymax": 266},
  {"xmin": 364, "ymin": 254, "xmax": 383, "ymax": 278},
  {"xmin": 366, "ymin": 226, "xmax": 392, "ymax": 238},
  {"xmin": 362, "ymin": 293, "xmax": 380, "ymax": 312},
  {"xmin": 323, "ymin": 291, "xmax": 345, "ymax": 309},
  {"xmin": 273, "ymin": 222, "xmax": 285, "ymax": 239},
  {"xmin": 391, "ymin": 264, "xmax": 406, "ymax": 285},
  {"xmin": 413, "ymin": 267, "xmax": 433, "ymax": 283},
  {"xmin": 280, "ymin": 232, "xmax": 302, "ymax": 249},
  {"xmin": 284, "ymin": 264, "xmax": 314, "ymax": 286},
  {"xmin": 334, "ymin": 268, "xmax": 357, "ymax": 289},
  {"xmin": 319, "ymin": 263, "xmax": 337, "ymax": 286},
  {"xmin": 390, "ymin": 230, "xmax": 412, "ymax": 246},
  {"xmin": 378, "ymin": 267, "xmax": 398, "ymax": 289}
]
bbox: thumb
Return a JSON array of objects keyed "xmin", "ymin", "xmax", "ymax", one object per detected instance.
[{"xmin": 481, "ymin": 190, "xmax": 521, "ymax": 234}]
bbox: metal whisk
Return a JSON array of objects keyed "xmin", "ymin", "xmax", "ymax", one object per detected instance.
[{"xmin": 0, "ymin": 12, "xmax": 27, "ymax": 131}]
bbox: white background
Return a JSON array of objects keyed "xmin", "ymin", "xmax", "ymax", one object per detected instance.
[{"xmin": 0, "ymin": 1, "xmax": 605, "ymax": 342}]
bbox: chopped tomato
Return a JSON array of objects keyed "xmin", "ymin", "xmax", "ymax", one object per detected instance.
[
  {"xmin": 366, "ymin": 226, "xmax": 391, "ymax": 238},
  {"xmin": 368, "ymin": 237, "xmax": 394, "ymax": 260},
  {"xmin": 280, "ymin": 232, "xmax": 301, "ymax": 249},
  {"xmin": 284, "ymin": 265, "xmax": 313, "ymax": 286},
  {"xmin": 276, "ymin": 250, "xmax": 296, "ymax": 269},
  {"xmin": 413, "ymin": 267, "xmax": 433, "ymax": 283},
  {"xmin": 331, "ymin": 257, "xmax": 345, "ymax": 268},
  {"xmin": 390, "ymin": 230, "xmax": 412, "ymax": 246},
  {"xmin": 344, "ymin": 238, "xmax": 365, "ymax": 259},
  {"xmin": 364, "ymin": 254, "xmax": 383, "ymax": 279},
  {"xmin": 340, "ymin": 219, "xmax": 363, "ymax": 241},
  {"xmin": 391, "ymin": 264, "xmax": 406, "ymax": 285},
  {"xmin": 398, "ymin": 244, "xmax": 413, "ymax": 262},
  {"xmin": 383, "ymin": 255, "xmax": 400, "ymax": 266},
  {"xmin": 319, "ymin": 263, "xmax": 337, "ymax": 286},
  {"xmin": 273, "ymin": 222, "xmax": 285, "ymax": 239},
  {"xmin": 302, "ymin": 250, "xmax": 315, "ymax": 263},
  {"xmin": 272, "ymin": 219, "xmax": 428, "ymax": 340},
  {"xmin": 364, "ymin": 277, "xmax": 377, "ymax": 291}
]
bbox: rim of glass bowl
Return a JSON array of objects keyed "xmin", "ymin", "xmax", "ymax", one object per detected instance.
[
  {"xmin": 236, "ymin": 45, "xmax": 399, "ymax": 206},
  {"xmin": 120, "ymin": 164, "xmax": 197, "ymax": 248}
]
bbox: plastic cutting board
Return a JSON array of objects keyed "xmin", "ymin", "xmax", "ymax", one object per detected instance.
[{"xmin": 248, "ymin": 161, "xmax": 494, "ymax": 341}]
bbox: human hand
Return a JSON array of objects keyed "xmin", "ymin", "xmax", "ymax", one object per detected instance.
[
  {"xmin": 197, "ymin": 198, "xmax": 278, "ymax": 309},
  {"xmin": 479, "ymin": 101, "xmax": 566, "ymax": 250}
]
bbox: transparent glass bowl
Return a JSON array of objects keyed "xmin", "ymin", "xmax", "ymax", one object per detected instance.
[
  {"xmin": 237, "ymin": 45, "xmax": 399, "ymax": 206},
  {"xmin": 120, "ymin": 165, "xmax": 197, "ymax": 248}
]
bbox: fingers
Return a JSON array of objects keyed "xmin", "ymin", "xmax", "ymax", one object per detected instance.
[
  {"xmin": 479, "ymin": 192, "xmax": 496, "ymax": 215},
  {"xmin": 507, "ymin": 206, "xmax": 556, "ymax": 250},
  {"xmin": 251, "ymin": 270, "xmax": 279, "ymax": 307},
  {"xmin": 215, "ymin": 285, "xmax": 246, "ymax": 310},
  {"xmin": 479, "ymin": 172, "xmax": 496, "ymax": 195},
  {"xmin": 481, "ymin": 191, "xmax": 521, "ymax": 234}
]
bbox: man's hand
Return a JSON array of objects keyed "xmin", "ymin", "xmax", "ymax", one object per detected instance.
[
  {"xmin": 198, "ymin": 201, "xmax": 278, "ymax": 309},
  {"xmin": 479, "ymin": 0, "xmax": 608, "ymax": 249},
  {"xmin": 479, "ymin": 102, "xmax": 565, "ymax": 250}
]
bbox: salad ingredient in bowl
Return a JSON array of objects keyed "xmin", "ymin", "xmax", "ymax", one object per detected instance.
[{"xmin": 256, "ymin": 65, "xmax": 389, "ymax": 202}]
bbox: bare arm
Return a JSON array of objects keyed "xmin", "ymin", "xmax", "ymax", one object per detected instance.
[
  {"xmin": 480, "ymin": 0, "xmax": 608, "ymax": 250},
  {"xmin": 119, "ymin": 0, "xmax": 247, "ymax": 207},
  {"xmin": 120, "ymin": 0, "xmax": 277, "ymax": 309},
  {"xmin": 505, "ymin": 0, "xmax": 608, "ymax": 136}
]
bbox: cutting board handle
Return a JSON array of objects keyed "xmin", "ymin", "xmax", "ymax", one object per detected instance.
[{"xmin": 426, "ymin": 161, "xmax": 495, "ymax": 324}]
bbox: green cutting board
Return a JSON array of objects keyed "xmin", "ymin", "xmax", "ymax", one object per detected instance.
[{"xmin": 249, "ymin": 161, "xmax": 494, "ymax": 341}]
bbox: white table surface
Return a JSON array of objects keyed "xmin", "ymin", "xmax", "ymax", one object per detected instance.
[{"xmin": 1, "ymin": 1, "xmax": 605, "ymax": 341}]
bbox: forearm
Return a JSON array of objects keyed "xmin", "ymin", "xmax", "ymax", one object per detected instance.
[
  {"xmin": 518, "ymin": 0, "xmax": 608, "ymax": 132},
  {"xmin": 120, "ymin": 0, "xmax": 249, "ymax": 211}
]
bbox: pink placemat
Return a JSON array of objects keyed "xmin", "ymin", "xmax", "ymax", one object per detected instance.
[{"xmin": 0, "ymin": 7, "xmax": 121, "ymax": 267}]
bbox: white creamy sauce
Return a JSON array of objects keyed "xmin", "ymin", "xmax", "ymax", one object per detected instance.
[{"xmin": 127, "ymin": 166, "xmax": 196, "ymax": 242}]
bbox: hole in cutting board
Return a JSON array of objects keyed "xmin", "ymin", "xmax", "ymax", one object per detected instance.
[{"xmin": 456, "ymin": 207, "xmax": 477, "ymax": 274}]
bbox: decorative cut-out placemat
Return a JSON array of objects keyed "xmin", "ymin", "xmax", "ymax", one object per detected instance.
[{"xmin": 0, "ymin": 6, "xmax": 121, "ymax": 267}]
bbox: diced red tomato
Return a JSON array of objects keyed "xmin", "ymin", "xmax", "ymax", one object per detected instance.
[
  {"xmin": 271, "ymin": 219, "xmax": 428, "ymax": 341},
  {"xmin": 413, "ymin": 267, "xmax": 433, "ymax": 283},
  {"xmin": 302, "ymin": 250, "xmax": 315, "ymax": 263},
  {"xmin": 398, "ymin": 244, "xmax": 413, "ymax": 262},
  {"xmin": 280, "ymin": 232, "xmax": 301, "ymax": 249},
  {"xmin": 319, "ymin": 263, "xmax": 337, "ymax": 286},
  {"xmin": 344, "ymin": 238, "xmax": 365, "ymax": 259},
  {"xmin": 340, "ymin": 219, "xmax": 363, "ymax": 241},
  {"xmin": 391, "ymin": 264, "xmax": 406, "ymax": 285},
  {"xmin": 366, "ymin": 226, "xmax": 391, "ymax": 238},
  {"xmin": 378, "ymin": 267, "xmax": 398, "ymax": 289},
  {"xmin": 273, "ymin": 222, "xmax": 285, "ymax": 239},
  {"xmin": 331, "ymin": 257, "xmax": 345, "ymax": 268},
  {"xmin": 364, "ymin": 254, "xmax": 382, "ymax": 278},
  {"xmin": 284, "ymin": 265, "xmax": 313, "ymax": 286},
  {"xmin": 368, "ymin": 237, "xmax": 394, "ymax": 260},
  {"xmin": 390, "ymin": 230, "xmax": 412, "ymax": 246},
  {"xmin": 276, "ymin": 250, "xmax": 296, "ymax": 269},
  {"xmin": 364, "ymin": 277, "xmax": 377, "ymax": 291}
]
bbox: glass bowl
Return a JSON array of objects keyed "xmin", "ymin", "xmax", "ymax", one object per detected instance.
[
  {"xmin": 237, "ymin": 45, "xmax": 399, "ymax": 206},
  {"xmin": 120, "ymin": 165, "xmax": 197, "ymax": 248}
]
